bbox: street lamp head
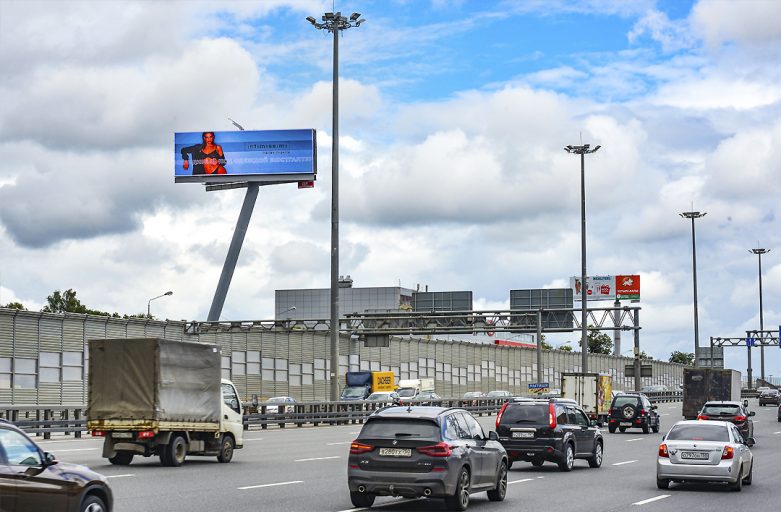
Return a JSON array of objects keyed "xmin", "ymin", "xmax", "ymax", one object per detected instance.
[
  {"xmin": 164, "ymin": 291, "xmax": 173, "ymax": 296},
  {"xmin": 324, "ymin": 12, "xmax": 334, "ymax": 20},
  {"xmin": 350, "ymin": 12, "xmax": 361, "ymax": 21},
  {"xmin": 750, "ymin": 248, "xmax": 770, "ymax": 255},
  {"xmin": 680, "ymin": 211, "xmax": 706, "ymax": 219},
  {"xmin": 306, "ymin": 16, "xmax": 317, "ymax": 25},
  {"xmin": 592, "ymin": 145, "xmax": 601, "ymax": 152}
]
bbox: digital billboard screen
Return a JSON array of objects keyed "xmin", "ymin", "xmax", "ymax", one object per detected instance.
[{"xmin": 174, "ymin": 129, "xmax": 316, "ymax": 184}]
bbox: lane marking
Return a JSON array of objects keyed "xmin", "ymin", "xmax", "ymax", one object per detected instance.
[
  {"xmin": 660, "ymin": 413, "xmax": 670, "ymax": 416},
  {"xmin": 612, "ymin": 460, "xmax": 638, "ymax": 466},
  {"xmin": 536, "ymin": 476, "xmax": 545, "ymax": 479},
  {"xmin": 633, "ymin": 495, "xmax": 670, "ymax": 506},
  {"xmin": 36, "ymin": 438, "xmax": 101, "ymax": 444},
  {"xmin": 53, "ymin": 448, "xmax": 98, "ymax": 453},
  {"xmin": 244, "ymin": 438, "xmax": 264, "ymax": 442},
  {"xmin": 294, "ymin": 455, "xmax": 341, "ymax": 462},
  {"xmin": 774, "ymin": 431, "xmax": 781, "ymax": 434},
  {"xmin": 238, "ymin": 480, "xmax": 303, "ymax": 490},
  {"xmin": 337, "ymin": 498, "xmax": 420, "ymax": 512},
  {"xmin": 626, "ymin": 438, "xmax": 644, "ymax": 442},
  {"xmin": 327, "ymin": 441, "xmax": 353, "ymax": 445},
  {"xmin": 106, "ymin": 474, "xmax": 134, "ymax": 479},
  {"xmin": 508, "ymin": 478, "xmax": 534, "ymax": 484}
]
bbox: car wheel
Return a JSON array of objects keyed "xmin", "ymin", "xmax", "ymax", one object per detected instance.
[
  {"xmin": 487, "ymin": 461, "xmax": 507, "ymax": 502},
  {"xmin": 743, "ymin": 461, "xmax": 753, "ymax": 485},
  {"xmin": 217, "ymin": 435, "xmax": 234, "ymax": 463},
  {"xmin": 729, "ymin": 467, "xmax": 743, "ymax": 492},
  {"xmin": 531, "ymin": 459, "xmax": 544, "ymax": 467},
  {"xmin": 642, "ymin": 421, "xmax": 650, "ymax": 434},
  {"xmin": 618, "ymin": 426, "xmax": 627, "ymax": 433},
  {"xmin": 506, "ymin": 460, "xmax": 513, "ymax": 470},
  {"xmin": 608, "ymin": 424, "xmax": 616, "ymax": 434},
  {"xmin": 444, "ymin": 467, "xmax": 471, "ymax": 511},
  {"xmin": 656, "ymin": 478, "xmax": 669, "ymax": 490},
  {"xmin": 168, "ymin": 435, "xmax": 187, "ymax": 467},
  {"xmin": 558, "ymin": 443, "xmax": 574, "ymax": 472},
  {"xmin": 80, "ymin": 495, "xmax": 107, "ymax": 512},
  {"xmin": 652, "ymin": 423, "xmax": 659, "ymax": 433},
  {"xmin": 587, "ymin": 441, "xmax": 603, "ymax": 468},
  {"xmin": 108, "ymin": 451, "xmax": 133, "ymax": 465},
  {"xmin": 350, "ymin": 491, "xmax": 375, "ymax": 508}
]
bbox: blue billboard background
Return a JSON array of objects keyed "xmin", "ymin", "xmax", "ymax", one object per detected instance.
[{"xmin": 174, "ymin": 129, "xmax": 316, "ymax": 182}]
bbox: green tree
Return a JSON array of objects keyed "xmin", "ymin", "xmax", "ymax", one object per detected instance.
[
  {"xmin": 41, "ymin": 289, "xmax": 121, "ymax": 318},
  {"xmin": 638, "ymin": 350, "xmax": 653, "ymax": 361},
  {"xmin": 2, "ymin": 301, "xmax": 26, "ymax": 310},
  {"xmin": 669, "ymin": 351, "xmax": 694, "ymax": 366},
  {"xmin": 587, "ymin": 326, "xmax": 613, "ymax": 354},
  {"xmin": 559, "ymin": 344, "xmax": 573, "ymax": 352},
  {"xmin": 539, "ymin": 333, "xmax": 552, "ymax": 350}
]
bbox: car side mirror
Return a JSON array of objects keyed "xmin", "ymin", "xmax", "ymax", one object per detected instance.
[
  {"xmin": 651, "ymin": 405, "xmax": 658, "ymax": 410},
  {"xmin": 488, "ymin": 431, "xmax": 499, "ymax": 441},
  {"xmin": 746, "ymin": 437, "xmax": 755, "ymax": 447},
  {"xmin": 748, "ymin": 411, "xmax": 756, "ymax": 417},
  {"xmin": 43, "ymin": 452, "xmax": 58, "ymax": 466},
  {"xmin": 743, "ymin": 399, "xmax": 749, "ymax": 407}
]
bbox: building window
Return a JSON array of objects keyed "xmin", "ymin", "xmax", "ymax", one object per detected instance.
[
  {"xmin": 419, "ymin": 358, "xmax": 435, "ymax": 377},
  {"xmin": 348, "ymin": 354, "xmax": 359, "ymax": 372},
  {"xmin": 274, "ymin": 358, "xmax": 288, "ymax": 382},
  {"xmin": 468, "ymin": 364, "xmax": 481, "ymax": 383},
  {"xmin": 314, "ymin": 359, "xmax": 329, "ymax": 381},
  {"xmin": 302, "ymin": 363, "xmax": 314, "ymax": 385},
  {"xmin": 62, "ymin": 352, "xmax": 83, "ymax": 381},
  {"xmin": 0, "ymin": 358, "xmax": 10, "ymax": 389},
  {"xmin": 231, "ymin": 351, "xmax": 246, "ymax": 376},
  {"xmin": 14, "ymin": 358, "xmax": 37, "ymax": 389},
  {"xmin": 39, "ymin": 352, "xmax": 61, "ymax": 383},
  {"xmin": 289, "ymin": 364, "xmax": 302, "ymax": 386},
  {"xmin": 262, "ymin": 358, "xmax": 275, "ymax": 381},
  {"xmin": 247, "ymin": 351, "xmax": 260, "ymax": 375},
  {"xmin": 221, "ymin": 356, "xmax": 231, "ymax": 380}
]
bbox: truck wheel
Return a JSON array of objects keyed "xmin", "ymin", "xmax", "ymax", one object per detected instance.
[
  {"xmin": 217, "ymin": 435, "xmax": 235, "ymax": 463},
  {"xmin": 168, "ymin": 435, "xmax": 187, "ymax": 467},
  {"xmin": 108, "ymin": 451, "xmax": 134, "ymax": 466}
]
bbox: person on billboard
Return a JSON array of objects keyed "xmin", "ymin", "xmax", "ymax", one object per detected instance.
[{"xmin": 180, "ymin": 132, "xmax": 227, "ymax": 175}]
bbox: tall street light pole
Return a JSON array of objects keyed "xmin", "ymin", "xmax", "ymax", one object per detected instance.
[
  {"xmin": 307, "ymin": 12, "xmax": 365, "ymax": 401},
  {"xmin": 147, "ymin": 291, "xmax": 173, "ymax": 318},
  {"xmin": 750, "ymin": 247, "xmax": 770, "ymax": 382},
  {"xmin": 680, "ymin": 211, "xmax": 706, "ymax": 367},
  {"xmin": 565, "ymin": 143, "xmax": 600, "ymax": 374}
]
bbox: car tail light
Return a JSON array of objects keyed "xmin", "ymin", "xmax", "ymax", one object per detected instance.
[
  {"xmin": 91, "ymin": 430, "xmax": 105, "ymax": 437},
  {"xmin": 639, "ymin": 409, "xmax": 646, "ymax": 416},
  {"xmin": 721, "ymin": 446, "xmax": 734, "ymax": 460},
  {"xmin": 137, "ymin": 430, "xmax": 155, "ymax": 439},
  {"xmin": 697, "ymin": 414, "xmax": 709, "ymax": 420},
  {"xmin": 549, "ymin": 403, "xmax": 557, "ymax": 429},
  {"xmin": 733, "ymin": 415, "xmax": 746, "ymax": 422},
  {"xmin": 658, "ymin": 443, "xmax": 668, "ymax": 458},
  {"xmin": 496, "ymin": 403, "xmax": 508, "ymax": 428},
  {"xmin": 417, "ymin": 442, "xmax": 453, "ymax": 457},
  {"xmin": 609, "ymin": 408, "xmax": 615, "ymax": 415},
  {"xmin": 349, "ymin": 441, "xmax": 374, "ymax": 455}
]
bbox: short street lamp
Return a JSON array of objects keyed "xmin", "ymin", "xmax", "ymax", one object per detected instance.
[
  {"xmin": 680, "ymin": 211, "xmax": 706, "ymax": 367},
  {"xmin": 307, "ymin": 11, "xmax": 365, "ymax": 402},
  {"xmin": 565, "ymin": 143, "xmax": 601, "ymax": 374},
  {"xmin": 147, "ymin": 291, "xmax": 173, "ymax": 318}
]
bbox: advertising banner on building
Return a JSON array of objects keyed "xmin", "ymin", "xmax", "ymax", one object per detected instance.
[
  {"xmin": 174, "ymin": 129, "xmax": 316, "ymax": 184},
  {"xmin": 571, "ymin": 275, "xmax": 641, "ymax": 301}
]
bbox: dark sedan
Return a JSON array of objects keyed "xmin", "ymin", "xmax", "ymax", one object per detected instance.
[
  {"xmin": 758, "ymin": 389, "xmax": 780, "ymax": 406},
  {"xmin": 0, "ymin": 421, "xmax": 113, "ymax": 512},
  {"xmin": 347, "ymin": 406, "xmax": 507, "ymax": 510},
  {"xmin": 697, "ymin": 401, "xmax": 755, "ymax": 440}
]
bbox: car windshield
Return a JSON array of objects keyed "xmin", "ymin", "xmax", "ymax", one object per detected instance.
[
  {"xmin": 701, "ymin": 404, "xmax": 740, "ymax": 415},
  {"xmin": 501, "ymin": 405, "xmax": 547, "ymax": 424},
  {"xmin": 360, "ymin": 419, "xmax": 440, "ymax": 440},
  {"xmin": 487, "ymin": 391, "xmax": 508, "ymax": 397},
  {"xmin": 464, "ymin": 392, "xmax": 482, "ymax": 398},
  {"xmin": 267, "ymin": 397, "xmax": 290, "ymax": 403},
  {"xmin": 397, "ymin": 388, "xmax": 417, "ymax": 398},
  {"xmin": 667, "ymin": 424, "xmax": 729, "ymax": 442},
  {"xmin": 341, "ymin": 388, "xmax": 366, "ymax": 398},
  {"xmin": 367, "ymin": 393, "xmax": 390, "ymax": 400},
  {"xmin": 613, "ymin": 396, "xmax": 640, "ymax": 408}
]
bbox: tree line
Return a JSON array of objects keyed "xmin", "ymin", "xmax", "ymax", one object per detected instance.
[{"xmin": 2, "ymin": 289, "xmax": 151, "ymax": 319}]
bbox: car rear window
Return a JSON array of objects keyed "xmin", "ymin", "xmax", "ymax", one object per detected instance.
[
  {"xmin": 666, "ymin": 424, "xmax": 729, "ymax": 442},
  {"xmin": 500, "ymin": 404, "xmax": 548, "ymax": 424},
  {"xmin": 359, "ymin": 419, "xmax": 440, "ymax": 440},
  {"xmin": 612, "ymin": 396, "xmax": 640, "ymax": 408},
  {"xmin": 701, "ymin": 404, "xmax": 740, "ymax": 415}
]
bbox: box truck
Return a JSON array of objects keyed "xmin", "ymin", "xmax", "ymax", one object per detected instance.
[
  {"xmin": 561, "ymin": 372, "xmax": 613, "ymax": 421},
  {"xmin": 87, "ymin": 338, "xmax": 244, "ymax": 467},
  {"xmin": 340, "ymin": 371, "xmax": 395, "ymax": 400},
  {"xmin": 682, "ymin": 368, "xmax": 742, "ymax": 419},
  {"xmin": 395, "ymin": 378, "xmax": 435, "ymax": 400}
]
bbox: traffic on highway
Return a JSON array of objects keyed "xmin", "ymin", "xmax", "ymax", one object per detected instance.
[{"xmin": 4, "ymin": 395, "xmax": 779, "ymax": 512}]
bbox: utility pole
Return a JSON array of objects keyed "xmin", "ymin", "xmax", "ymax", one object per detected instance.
[
  {"xmin": 750, "ymin": 247, "xmax": 770, "ymax": 383},
  {"xmin": 680, "ymin": 211, "xmax": 706, "ymax": 367}
]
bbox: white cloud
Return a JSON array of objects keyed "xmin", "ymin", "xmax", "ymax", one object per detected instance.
[{"xmin": 691, "ymin": 0, "xmax": 781, "ymax": 47}]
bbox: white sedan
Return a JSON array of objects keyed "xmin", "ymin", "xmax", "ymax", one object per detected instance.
[
  {"xmin": 264, "ymin": 396, "xmax": 296, "ymax": 414},
  {"xmin": 657, "ymin": 420, "xmax": 754, "ymax": 491}
]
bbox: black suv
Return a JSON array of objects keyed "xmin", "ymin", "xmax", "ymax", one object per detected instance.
[
  {"xmin": 0, "ymin": 421, "xmax": 113, "ymax": 512},
  {"xmin": 495, "ymin": 399, "xmax": 603, "ymax": 471},
  {"xmin": 607, "ymin": 393, "xmax": 660, "ymax": 434},
  {"xmin": 348, "ymin": 406, "xmax": 508, "ymax": 511}
]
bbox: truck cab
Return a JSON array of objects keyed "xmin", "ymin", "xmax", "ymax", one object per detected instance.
[{"xmin": 221, "ymin": 379, "xmax": 245, "ymax": 448}]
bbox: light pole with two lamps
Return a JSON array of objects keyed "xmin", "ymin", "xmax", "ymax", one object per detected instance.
[
  {"xmin": 565, "ymin": 143, "xmax": 601, "ymax": 374},
  {"xmin": 147, "ymin": 291, "xmax": 172, "ymax": 318},
  {"xmin": 750, "ymin": 247, "xmax": 770, "ymax": 382},
  {"xmin": 680, "ymin": 211, "xmax": 706, "ymax": 367},
  {"xmin": 307, "ymin": 11, "xmax": 365, "ymax": 401}
]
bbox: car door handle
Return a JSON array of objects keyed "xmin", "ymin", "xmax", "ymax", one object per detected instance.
[{"xmin": 224, "ymin": 414, "xmax": 229, "ymax": 420}]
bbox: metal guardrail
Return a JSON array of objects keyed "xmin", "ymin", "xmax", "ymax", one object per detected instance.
[{"xmin": 2, "ymin": 392, "xmax": 692, "ymax": 435}]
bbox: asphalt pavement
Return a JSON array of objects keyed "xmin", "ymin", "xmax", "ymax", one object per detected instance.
[{"xmin": 36, "ymin": 400, "xmax": 781, "ymax": 512}]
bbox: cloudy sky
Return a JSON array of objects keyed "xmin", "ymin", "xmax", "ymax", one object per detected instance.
[{"xmin": 1, "ymin": 0, "xmax": 780, "ymax": 376}]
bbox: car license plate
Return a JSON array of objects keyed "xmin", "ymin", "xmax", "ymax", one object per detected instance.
[
  {"xmin": 620, "ymin": 422, "xmax": 632, "ymax": 426},
  {"xmin": 680, "ymin": 451, "xmax": 709, "ymax": 460},
  {"xmin": 379, "ymin": 448, "xmax": 411, "ymax": 457},
  {"xmin": 112, "ymin": 432, "xmax": 133, "ymax": 439},
  {"xmin": 512, "ymin": 432, "xmax": 534, "ymax": 439}
]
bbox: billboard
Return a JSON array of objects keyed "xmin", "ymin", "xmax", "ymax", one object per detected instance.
[
  {"xmin": 174, "ymin": 129, "xmax": 316, "ymax": 184},
  {"xmin": 570, "ymin": 275, "xmax": 641, "ymax": 301}
]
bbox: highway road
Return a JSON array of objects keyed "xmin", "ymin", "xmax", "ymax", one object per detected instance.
[{"xmin": 36, "ymin": 400, "xmax": 780, "ymax": 512}]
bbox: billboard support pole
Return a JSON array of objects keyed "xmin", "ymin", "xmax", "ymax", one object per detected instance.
[
  {"xmin": 633, "ymin": 309, "xmax": 641, "ymax": 392},
  {"xmin": 536, "ymin": 309, "xmax": 543, "ymax": 384},
  {"xmin": 613, "ymin": 299, "xmax": 621, "ymax": 356},
  {"xmin": 207, "ymin": 183, "xmax": 259, "ymax": 321}
]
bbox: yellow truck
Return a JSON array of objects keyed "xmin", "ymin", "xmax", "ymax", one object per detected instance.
[{"xmin": 340, "ymin": 371, "xmax": 395, "ymax": 400}]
